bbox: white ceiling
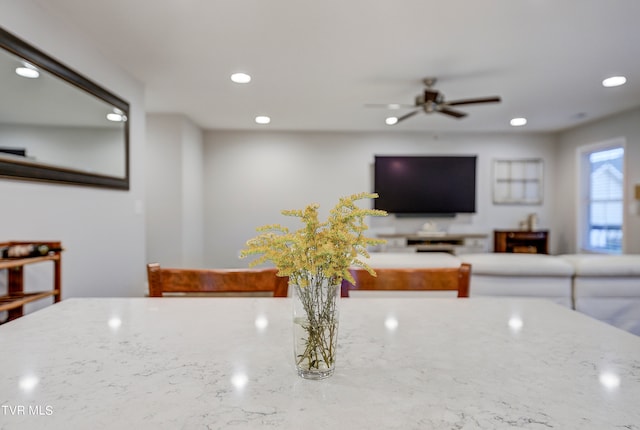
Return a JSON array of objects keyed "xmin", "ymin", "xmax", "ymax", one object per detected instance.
[{"xmin": 32, "ymin": 0, "xmax": 640, "ymax": 133}]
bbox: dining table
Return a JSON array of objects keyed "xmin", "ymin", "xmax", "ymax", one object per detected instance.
[{"xmin": 1, "ymin": 296, "xmax": 639, "ymax": 429}]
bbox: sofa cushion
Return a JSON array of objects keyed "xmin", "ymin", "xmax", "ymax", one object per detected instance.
[
  {"xmin": 459, "ymin": 253, "xmax": 574, "ymax": 277},
  {"xmin": 559, "ymin": 254, "xmax": 640, "ymax": 277}
]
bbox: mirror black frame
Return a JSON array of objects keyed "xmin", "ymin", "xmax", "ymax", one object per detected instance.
[{"xmin": 0, "ymin": 27, "xmax": 130, "ymax": 190}]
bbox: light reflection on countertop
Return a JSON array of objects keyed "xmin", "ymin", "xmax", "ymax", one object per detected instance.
[
  {"xmin": 508, "ymin": 315, "xmax": 524, "ymax": 333},
  {"xmin": 108, "ymin": 317, "xmax": 122, "ymax": 331},
  {"xmin": 254, "ymin": 314, "xmax": 269, "ymax": 332},
  {"xmin": 231, "ymin": 371, "xmax": 249, "ymax": 391},
  {"xmin": 384, "ymin": 315, "xmax": 399, "ymax": 332},
  {"xmin": 599, "ymin": 371, "xmax": 621, "ymax": 390},
  {"xmin": 18, "ymin": 375, "xmax": 39, "ymax": 393}
]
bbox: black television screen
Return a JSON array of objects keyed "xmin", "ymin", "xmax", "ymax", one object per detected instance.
[{"xmin": 374, "ymin": 155, "xmax": 477, "ymax": 215}]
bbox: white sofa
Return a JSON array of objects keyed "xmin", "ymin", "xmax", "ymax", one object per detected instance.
[
  {"xmin": 459, "ymin": 253, "xmax": 574, "ymax": 308},
  {"xmin": 559, "ymin": 254, "xmax": 640, "ymax": 336}
]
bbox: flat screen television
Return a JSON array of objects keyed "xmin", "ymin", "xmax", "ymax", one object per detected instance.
[{"xmin": 374, "ymin": 155, "xmax": 477, "ymax": 215}]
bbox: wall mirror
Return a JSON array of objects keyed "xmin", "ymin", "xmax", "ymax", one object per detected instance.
[{"xmin": 0, "ymin": 27, "xmax": 129, "ymax": 190}]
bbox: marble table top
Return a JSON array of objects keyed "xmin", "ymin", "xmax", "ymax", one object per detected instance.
[{"xmin": 1, "ymin": 297, "xmax": 639, "ymax": 429}]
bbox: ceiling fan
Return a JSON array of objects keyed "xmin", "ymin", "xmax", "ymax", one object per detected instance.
[{"xmin": 368, "ymin": 78, "xmax": 501, "ymax": 124}]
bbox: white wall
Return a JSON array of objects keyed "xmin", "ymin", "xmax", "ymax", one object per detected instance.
[
  {"xmin": 146, "ymin": 114, "xmax": 204, "ymax": 267},
  {"xmin": 0, "ymin": 2, "xmax": 147, "ymax": 308},
  {"xmin": 203, "ymin": 130, "xmax": 558, "ymax": 268},
  {"xmin": 556, "ymin": 107, "xmax": 640, "ymax": 254},
  {"xmin": 181, "ymin": 118, "xmax": 205, "ymax": 267}
]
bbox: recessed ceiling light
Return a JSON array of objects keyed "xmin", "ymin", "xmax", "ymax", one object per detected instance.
[
  {"xmin": 15, "ymin": 64, "xmax": 39, "ymax": 79},
  {"xmin": 107, "ymin": 108, "xmax": 127, "ymax": 122},
  {"xmin": 510, "ymin": 117, "xmax": 527, "ymax": 127},
  {"xmin": 385, "ymin": 117, "xmax": 398, "ymax": 125},
  {"xmin": 231, "ymin": 72, "xmax": 251, "ymax": 84},
  {"xmin": 602, "ymin": 76, "xmax": 626, "ymax": 88},
  {"xmin": 255, "ymin": 116, "xmax": 270, "ymax": 124},
  {"xmin": 107, "ymin": 113, "xmax": 123, "ymax": 122}
]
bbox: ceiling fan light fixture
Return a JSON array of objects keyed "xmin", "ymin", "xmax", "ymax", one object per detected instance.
[
  {"xmin": 385, "ymin": 117, "xmax": 398, "ymax": 125},
  {"xmin": 602, "ymin": 76, "xmax": 626, "ymax": 88},
  {"xmin": 255, "ymin": 115, "xmax": 270, "ymax": 124},
  {"xmin": 231, "ymin": 72, "xmax": 251, "ymax": 84},
  {"xmin": 510, "ymin": 117, "xmax": 527, "ymax": 127}
]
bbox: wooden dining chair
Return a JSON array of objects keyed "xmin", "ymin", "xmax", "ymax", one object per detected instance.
[
  {"xmin": 146, "ymin": 263, "xmax": 288, "ymax": 297},
  {"xmin": 341, "ymin": 263, "xmax": 471, "ymax": 298}
]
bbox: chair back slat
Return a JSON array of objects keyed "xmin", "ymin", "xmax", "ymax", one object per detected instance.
[
  {"xmin": 147, "ymin": 263, "xmax": 288, "ymax": 297},
  {"xmin": 341, "ymin": 263, "xmax": 470, "ymax": 298}
]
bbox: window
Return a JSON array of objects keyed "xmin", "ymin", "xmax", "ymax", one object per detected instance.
[
  {"xmin": 493, "ymin": 159, "xmax": 543, "ymax": 204},
  {"xmin": 580, "ymin": 143, "xmax": 625, "ymax": 254}
]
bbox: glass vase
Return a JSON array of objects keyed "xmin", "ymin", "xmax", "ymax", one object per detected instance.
[{"xmin": 291, "ymin": 275, "xmax": 340, "ymax": 380}]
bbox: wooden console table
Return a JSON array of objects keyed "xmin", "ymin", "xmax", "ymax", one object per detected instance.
[
  {"xmin": 494, "ymin": 230, "xmax": 548, "ymax": 254},
  {"xmin": 0, "ymin": 241, "xmax": 62, "ymax": 323}
]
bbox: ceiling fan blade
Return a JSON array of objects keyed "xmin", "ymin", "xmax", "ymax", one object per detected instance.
[
  {"xmin": 438, "ymin": 107, "xmax": 467, "ymax": 118},
  {"xmin": 364, "ymin": 103, "xmax": 416, "ymax": 109},
  {"xmin": 395, "ymin": 110, "xmax": 420, "ymax": 123},
  {"xmin": 446, "ymin": 96, "xmax": 501, "ymax": 106}
]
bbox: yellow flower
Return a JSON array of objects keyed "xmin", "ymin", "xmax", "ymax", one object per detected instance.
[{"xmin": 240, "ymin": 192, "xmax": 387, "ymax": 286}]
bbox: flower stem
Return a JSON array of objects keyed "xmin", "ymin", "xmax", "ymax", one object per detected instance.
[{"xmin": 294, "ymin": 274, "xmax": 339, "ymax": 371}]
